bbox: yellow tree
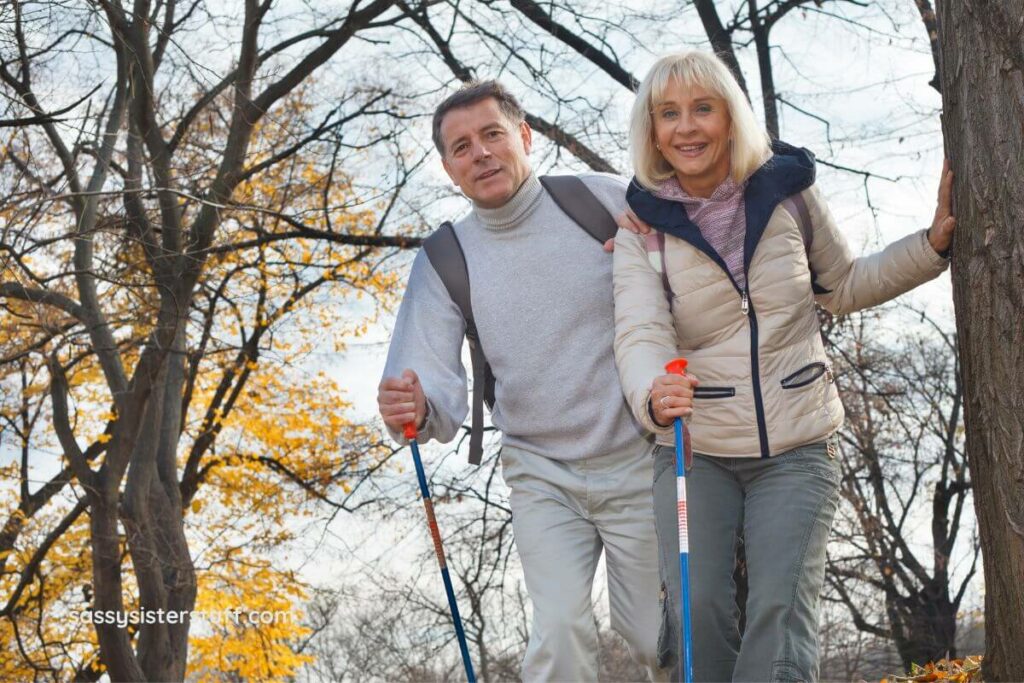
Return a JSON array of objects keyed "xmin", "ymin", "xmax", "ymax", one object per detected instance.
[{"xmin": 0, "ymin": 1, "xmax": 422, "ymax": 679}]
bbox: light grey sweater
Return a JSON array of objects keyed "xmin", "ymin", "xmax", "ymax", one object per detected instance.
[{"xmin": 382, "ymin": 172, "xmax": 648, "ymax": 461}]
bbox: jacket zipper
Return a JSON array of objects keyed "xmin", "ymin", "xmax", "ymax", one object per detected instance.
[
  {"xmin": 663, "ymin": 228, "xmax": 770, "ymax": 458},
  {"xmin": 744, "ymin": 290, "xmax": 770, "ymax": 458},
  {"xmin": 726, "ymin": 282, "xmax": 769, "ymax": 458}
]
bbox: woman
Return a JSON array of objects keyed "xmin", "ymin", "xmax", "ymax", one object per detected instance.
[{"xmin": 612, "ymin": 51, "xmax": 954, "ymax": 682}]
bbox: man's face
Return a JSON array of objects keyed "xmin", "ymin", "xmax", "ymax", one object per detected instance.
[{"xmin": 439, "ymin": 98, "xmax": 533, "ymax": 209}]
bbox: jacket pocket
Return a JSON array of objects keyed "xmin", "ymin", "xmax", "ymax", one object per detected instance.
[
  {"xmin": 780, "ymin": 362, "xmax": 826, "ymax": 390},
  {"xmin": 693, "ymin": 386, "xmax": 736, "ymax": 399}
]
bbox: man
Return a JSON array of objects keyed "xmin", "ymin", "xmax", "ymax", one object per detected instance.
[{"xmin": 377, "ymin": 81, "xmax": 668, "ymax": 681}]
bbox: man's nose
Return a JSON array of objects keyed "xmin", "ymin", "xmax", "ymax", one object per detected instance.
[{"xmin": 471, "ymin": 139, "xmax": 493, "ymax": 161}]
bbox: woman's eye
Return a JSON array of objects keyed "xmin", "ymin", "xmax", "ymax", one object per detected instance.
[
  {"xmin": 659, "ymin": 109, "xmax": 678, "ymax": 120},
  {"xmin": 696, "ymin": 105, "xmax": 712, "ymax": 114}
]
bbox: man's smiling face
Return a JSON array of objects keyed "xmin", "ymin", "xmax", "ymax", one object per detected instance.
[{"xmin": 439, "ymin": 97, "xmax": 534, "ymax": 208}]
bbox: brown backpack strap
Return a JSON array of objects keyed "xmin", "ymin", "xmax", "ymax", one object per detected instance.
[{"xmin": 539, "ymin": 175, "xmax": 618, "ymax": 244}]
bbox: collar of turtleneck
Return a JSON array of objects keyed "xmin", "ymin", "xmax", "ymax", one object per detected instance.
[{"xmin": 473, "ymin": 173, "xmax": 543, "ymax": 231}]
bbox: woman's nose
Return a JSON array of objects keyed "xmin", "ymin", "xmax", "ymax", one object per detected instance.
[{"xmin": 674, "ymin": 112, "xmax": 697, "ymax": 135}]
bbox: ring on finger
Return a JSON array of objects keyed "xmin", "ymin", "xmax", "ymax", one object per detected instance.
[{"xmin": 659, "ymin": 395, "xmax": 670, "ymax": 409}]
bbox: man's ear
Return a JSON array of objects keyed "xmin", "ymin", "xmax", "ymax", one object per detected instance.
[{"xmin": 519, "ymin": 120, "xmax": 533, "ymax": 155}]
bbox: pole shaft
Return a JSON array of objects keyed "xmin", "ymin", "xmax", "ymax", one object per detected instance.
[
  {"xmin": 409, "ymin": 439, "xmax": 477, "ymax": 682},
  {"xmin": 674, "ymin": 417, "xmax": 694, "ymax": 683}
]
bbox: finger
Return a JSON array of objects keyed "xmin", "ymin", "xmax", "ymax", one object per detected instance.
[
  {"xmin": 615, "ymin": 211, "xmax": 638, "ymax": 231},
  {"xmin": 625, "ymin": 208, "xmax": 653, "ymax": 234},
  {"xmin": 655, "ymin": 374, "xmax": 691, "ymax": 387},
  {"xmin": 656, "ymin": 395, "xmax": 694, "ymax": 410},
  {"xmin": 936, "ymin": 167, "xmax": 954, "ymax": 213},
  {"xmin": 616, "ymin": 209, "xmax": 653, "ymax": 235},
  {"xmin": 381, "ymin": 401, "xmax": 417, "ymax": 416},
  {"xmin": 401, "ymin": 368, "xmax": 419, "ymax": 386},
  {"xmin": 603, "ymin": 237, "xmax": 615, "ymax": 253},
  {"xmin": 385, "ymin": 413, "xmax": 417, "ymax": 430},
  {"xmin": 662, "ymin": 383, "xmax": 694, "ymax": 398},
  {"xmin": 379, "ymin": 390, "xmax": 414, "ymax": 404},
  {"xmin": 659, "ymin": 406, "xmax": 693, "ymax": 420},
  {"xmin": 379, "ymin": 377, "xmax": 410, "ymax": 391}
]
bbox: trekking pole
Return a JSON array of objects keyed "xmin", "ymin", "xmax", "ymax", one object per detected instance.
[
  {"xmin": 403, "ymin": 423, "xmax": 477, "ymax": 683},
  {"xmin": 664, "ymin": 358, "xmax": 694, "ymax": 683}
]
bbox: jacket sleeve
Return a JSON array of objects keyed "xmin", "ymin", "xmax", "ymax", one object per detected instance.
[
  {"xmin": 612, "ymin": 228, "xmax": 677, "ymax": 437},
  {"xmin": 381, "ymin": 250, "xmax": 469, "ymax": 445},
  {"xmin": 803, "ymin": 183, "xmax": 950, "ymax": 315}
]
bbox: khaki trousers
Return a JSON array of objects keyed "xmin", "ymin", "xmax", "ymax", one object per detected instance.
[{"xmin": 501, "ymin": 441, "xmax": 666, "ymax": 682}]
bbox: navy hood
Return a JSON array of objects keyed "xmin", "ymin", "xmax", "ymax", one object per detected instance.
[{"xmin": 625, "ymin": 140, "xmax": 816, "ymax": 282}]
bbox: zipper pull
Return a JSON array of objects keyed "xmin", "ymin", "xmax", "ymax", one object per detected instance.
[
  {"xmin": 741, "ymin": 290, "xmax": 749, "ymax": 315},
  {"xmin": 825, "ymin": 361, "xmax": 835, "ymax": 384}
]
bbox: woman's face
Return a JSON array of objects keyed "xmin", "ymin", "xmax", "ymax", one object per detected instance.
[{"xmin": 651, "ymin": 80, "xmax": 732, "ymax": 196}]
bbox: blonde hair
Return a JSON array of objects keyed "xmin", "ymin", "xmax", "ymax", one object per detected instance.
[{"xmin": 630, "ymin": 51, "xmax": 771, "ymax": 191}]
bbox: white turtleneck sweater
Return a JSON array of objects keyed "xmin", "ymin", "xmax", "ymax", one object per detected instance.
[{"xmin": 382, "ymin": 172, "xmax": 649, "ymax": 461}]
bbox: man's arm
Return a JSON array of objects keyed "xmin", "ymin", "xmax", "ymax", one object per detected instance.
[{"xmin": 379, "ymin": 250, "xmax": 469, "ymax": 444}]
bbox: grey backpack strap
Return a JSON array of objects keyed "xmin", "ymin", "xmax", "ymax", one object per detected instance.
[
  {"xmin": 539, "ymin": 175, "xmax": 618, "ymax": 244},
  {"xmin": 421, "ymin": 222, "xmax": 491, "ymax": 465},
  {"xmin": 782, "ymin": 191, "xmax": 830, "ymax": 294}
]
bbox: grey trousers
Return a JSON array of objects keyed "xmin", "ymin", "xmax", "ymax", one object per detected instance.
[
  {"xmin": 501, "ymin": 442, "xmax": 667, "ymax": 682},
  {"xmin": 652, "ymin": 439, "xmax": 840, "ymax": 682}
]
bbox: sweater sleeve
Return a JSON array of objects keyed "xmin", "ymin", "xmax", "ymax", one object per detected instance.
[
  {"xmin": 803, "ymin": 183, "xmax": 949, "ymax": 315},
  {"xmin": 612, "ymin": 228, "xmax": 677, "ymax": 438},
  {"xmin": 381, "ymin": 250, "xmax": 469, "ymax": 445}
]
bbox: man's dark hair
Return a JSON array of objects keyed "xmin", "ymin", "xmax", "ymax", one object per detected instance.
[{"xmin": 431, "ymin": 80, "xmax": 525, "ymax": 155}]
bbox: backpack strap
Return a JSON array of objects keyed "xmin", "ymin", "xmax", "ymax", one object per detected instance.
[
  {"xmin": 539, "ymin": 175, "xmax": 618, "ymax": 244},
  {"xmin": 420, "ymin": 176, "xmax": 616, "ymax": 465},
  {"xmin": 644, "ymin": 231, "xmax": 673, "ymax": 311},
  {"xmin": 643, "ymin": 189, "xmax": 825, "ymax": 308},
  {"xmin": 421, "ymin": 222, "xmax": 492, "ymax": 465},
  {"xmin": 781, "ymin": 191, "xmax": 830, "ymax": 294}
]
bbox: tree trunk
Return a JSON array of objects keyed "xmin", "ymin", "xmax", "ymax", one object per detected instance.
[
  {"xmin": 747, "ymin": 0, "xmax": 780, "ymax": 139},
  {"xmin": 936, "ymin": 1, "xmax": 1024, "ymax": 678},
  {"xmin": 889, "ymin": 583, "xmax": 958, "ymax": 671}
]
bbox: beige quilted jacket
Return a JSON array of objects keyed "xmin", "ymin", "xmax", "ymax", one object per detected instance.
[{"xmin": 613, "ymin": 146, "xmax": 949, "ymax": 457}]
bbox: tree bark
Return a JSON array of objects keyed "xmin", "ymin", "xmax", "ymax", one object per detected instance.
[
  {"xmin": 747, "ymin": 0, "xmax": 780, "ymax": 139},
  {"xmin": 693, "ymin": 0, "xmax": 748, "ymax": 97},
  {"xmin": 936, "ymin": 1, "xmax": 1024, "ymax": 677}
]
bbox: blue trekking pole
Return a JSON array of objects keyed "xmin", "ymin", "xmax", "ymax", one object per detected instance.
[
  {"xmin": 404, "ymin": 422, "xmax": 477, "ymax": 683},
  {"xmin": 665, "ymin": 358, "xmax": 694, "ymax": 683}
]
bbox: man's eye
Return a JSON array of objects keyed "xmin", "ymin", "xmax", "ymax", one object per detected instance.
[{"xmin": 488, "ymin": 130, "xmax": 503, "ymax": 138}]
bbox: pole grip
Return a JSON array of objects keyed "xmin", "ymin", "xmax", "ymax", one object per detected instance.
[
  {"xmin": 665, "ymin": 357, "xmax": 688, "ymax": 376},
  {"xmin": 403, "ymin": 422, "xmax": 417, "ymax": 440}
]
